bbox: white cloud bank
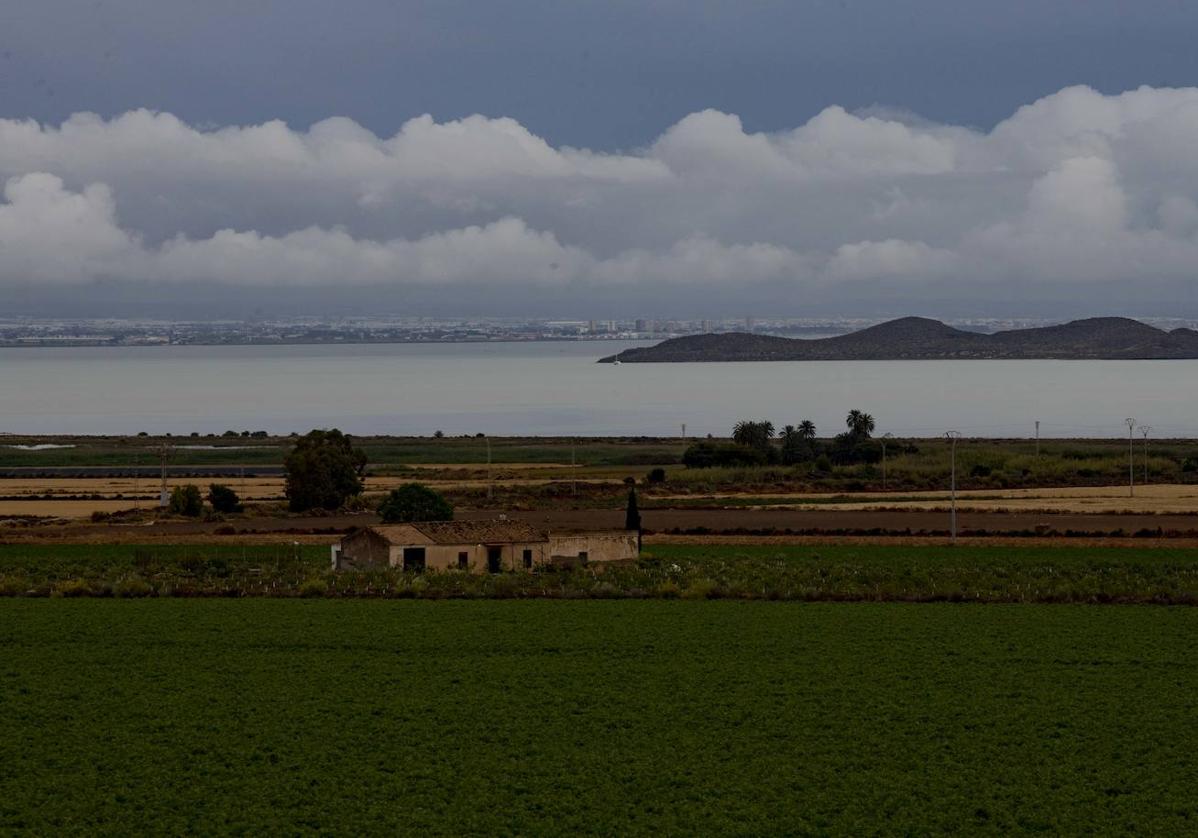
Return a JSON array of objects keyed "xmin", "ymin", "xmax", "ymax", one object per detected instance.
[{"xmin": 3, "ymin": 85, "xmax": 1198, "ymax": 293}]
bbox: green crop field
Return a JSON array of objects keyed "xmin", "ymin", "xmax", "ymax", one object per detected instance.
[
  {"xmin": 5, "ymin": 433, "xmax": 1198, "ymax": 493},
  {"xmin": 1, "ymin": 601, "xmax": 1195, "ymax": 834}
]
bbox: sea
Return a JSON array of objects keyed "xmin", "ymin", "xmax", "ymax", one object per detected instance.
[{"xmin": 2, "ymin": 340, "xmax": 1197, "ymax": 438}]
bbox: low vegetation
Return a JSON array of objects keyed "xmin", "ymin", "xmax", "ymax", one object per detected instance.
[
  {"xmin": 2, "ymin": 600, "xmax": 1196, "ymax": 833},
  {"xmin": 3, "ymin": 543, "xmax": 1197, "ymax": 604}
]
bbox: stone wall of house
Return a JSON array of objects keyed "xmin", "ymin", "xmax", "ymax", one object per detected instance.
[
  {"xmin": 336, "ymin": 529, "xmax": 394, "ymax": 570},
  {"xmin": 336, "ymin": 528, "xmax": 637, "ymax": 573},
  {"xmin": 388, "ymin": 542, "xmax": 549, "ymax": 573},
  {"xmin": 549, "ymin": 531, "xmax": 638, "ymax": 564}
]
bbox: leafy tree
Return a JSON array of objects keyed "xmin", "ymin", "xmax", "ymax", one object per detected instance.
[
  {"xmin": 828, "ymin": 433, "xmax": 883, "ymax": 465},
  {"xmin": 206, "ymin": 483, "xmax": 242, "ymax": 514},
  {"xmin": 682, "ymin": 441, "xmax": 769, "ymax": 468},
  {"xmin": 846, "ymin": 410, "xmax": 876, "ymax": 440},
  {"xmin": 168, "ymin": 484, "xmax": 203, "ymax": 517},
  {"xmin": 284, "ymin": 429, "xmax": 367, "ymax": 512},
  {"xmin": 377, "ymin": 483, "xmax": 454, "ymax": 523}
]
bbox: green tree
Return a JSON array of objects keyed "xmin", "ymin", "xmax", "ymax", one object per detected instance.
[
  {"xmin": 846, "ymin": 410, "xmax": 876, "ymax": 440},
  {"xmin": 732, "ymin": 420, "xmax": 775, "ymax": 451},
  {"xmin": 168, "ymin": 484, "xmax": 203, "ymax": 517},
  {"xmin": 284, "ymin": 429, "xmax": 367, "ymax": 512},
  {"xmin": 625, "ymin": 487, "xmax": 642, "ymax": 552},
  {"xmin": 377, "ymin": 483, "xmax": 454, "ymax": 523},
  {"xmin": 206, "ymin": 483, "xmax": 241, "ymax": 514},
  {"xmin": 780, "ymin": 421, "xmax": 819, "ymax": 465}
]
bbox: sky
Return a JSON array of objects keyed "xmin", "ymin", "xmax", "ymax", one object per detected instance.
[{"xmin": 2, "ymin": 0, "xmax": 1198, "ymax": 318}]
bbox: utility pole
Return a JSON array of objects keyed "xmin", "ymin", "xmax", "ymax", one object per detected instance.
[
  {"xmin": 681, "ymin": 423, "xmax": 686, "ymax": 441},
  {"xmin": 571, "ymin": 439, "xmax": 577, "ymax": 498},
  {"xmin": 485, "ymin": 435, "xmax": 492, "ymax": 501},
  {"xmin": 945, "ymin": 431, "xmax": 961, "ymax": 543},
  {"xmin": 1034, "ymin": 420, "xmax": 1040, "ymax": 457},
  {"xmin": 157, "ymin": 442, "xmax": 173, "ymax": 507},
  {"xmin": 1125, "ymin": 418, "xmax": 1136, "ymax": 498},
  {"xmin": 1138, "ymin": 425, "xmax": 1152, "ymax": 485},
  {"xmin": 881, "ymin": 432, "xmax": 893, "ymax": 491}
]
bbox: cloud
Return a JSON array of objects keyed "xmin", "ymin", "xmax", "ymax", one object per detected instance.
[
  {"xmin": 0, "ymin": 173, "xmax": 141, "ymax": 283},
  {"xmin": 2, "ymin": 85, "xmax": 1198, "ymax": 302},
  {"xmin": 826, "ymin": 239, "xmax": 956, "ymax": 282}
]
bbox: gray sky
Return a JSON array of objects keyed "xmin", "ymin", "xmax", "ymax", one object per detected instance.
[
  {"xmin": 5, "ymin": 0, "xmax": 1198, "ymax": 149},
  {"xmin": 2, "ymin": 1, "xmax": 1198, "ymax": 317}
]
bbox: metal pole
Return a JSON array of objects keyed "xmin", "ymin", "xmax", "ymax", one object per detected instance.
[
  {"xmin": 1138, "ymin": 425, "xmax": 1151, "ymax": 485},
  {"xmin": 1125, "ymin": 418, "xmax": 1136, "ymax": 498},
  {"xmin": 945, "ymin": 431, "xmax": 961, "ymax": 542},
  {"xmin": 881, "ymin": 432, "xmax": 893, "ymax": 492}
]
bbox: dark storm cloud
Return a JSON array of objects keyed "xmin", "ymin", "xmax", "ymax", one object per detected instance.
[{"xmin": 3, "ymin": 0, "xmax": 1198, "ymax": 148}]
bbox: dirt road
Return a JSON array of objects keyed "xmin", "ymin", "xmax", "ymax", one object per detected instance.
[{"xmin": 6, "ymin": 504, "xmax": 1195, "ymax": 545}]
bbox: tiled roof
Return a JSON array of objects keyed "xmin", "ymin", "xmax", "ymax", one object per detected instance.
[{"xmin": 372, "ymin": 520, "xmax": 547, "ymax": 545}]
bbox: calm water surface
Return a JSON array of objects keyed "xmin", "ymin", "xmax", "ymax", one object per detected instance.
[{"xmin": 2, "ymin": 340, "xmax": 1196, "ymax": 437}]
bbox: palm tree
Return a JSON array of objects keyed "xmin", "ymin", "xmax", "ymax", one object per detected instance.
[
  {"xmin": 732, "ymin": 420, "xmax": 775, "ymax": 450},
  {"xmin": 846, "ymin": 410, "xmax": 875, "ymax": 440},
  {"xmin": 797, "ymin": 420, "xmax": 817, "ymax": 440}
]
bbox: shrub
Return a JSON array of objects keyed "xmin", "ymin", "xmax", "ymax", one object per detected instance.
[
  {"xmin": 299, "ymin": 577, "xmax": 328, "ymax": 598},
  {"xmin": 168, "ymin": 485, "xmax": 203, "ymax": 517},
  {"xmin": 114, "ymin": 575, "xmax": 154, "ymax": 598},
  {"xmin": 682, "ymin": 442, "xmax": 769, "ymax": 469},
  {"xmin": 1182, "ymin": 458, "xmax": 1198, "ymax": 473},
  {"xmin": 681, "ymin": 578, "xmax": 718, "ymax": 600},
  {"xmin": 378, "ymin": 484, "xmax": 453, "ymax": 523},
  {"xmin": 52, "ymin": 578, "xmax": 94, "ymax": 598},
  {"xmin": 207, "ymin": 484, "xmax": 242, "ymax": 514},
  {"xmin": 646, "ymin": 467, "xmax": 667, "ymax": 484},
  {"xmin": 970, "ymin": 464, "xmax": 993, "ymax": 478}
]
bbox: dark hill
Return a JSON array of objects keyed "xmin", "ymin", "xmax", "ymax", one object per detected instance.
[{"xmin": 599, "ymin": 317, "xmax": 1198, "ymax": 362}]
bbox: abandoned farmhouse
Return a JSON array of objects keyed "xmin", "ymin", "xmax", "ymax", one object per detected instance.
[{"xmin": 332, "ymin": 519, "xmax": 639, "ymax": 573}]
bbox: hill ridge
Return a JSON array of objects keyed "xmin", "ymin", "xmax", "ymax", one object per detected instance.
[{"xmin": 599, "ymin": 317, "xmax": 1198, "ymax": 362}]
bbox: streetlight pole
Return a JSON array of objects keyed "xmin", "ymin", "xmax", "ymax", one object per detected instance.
[
  {"xmin": 1125, "ymin": 418, "xmax": 1136, "ymax": 498},
  {"xmin": 881, "ymin": 432, "xmax": 893, "ymax": 492},
  {"xmin": 1138, "ymin": 425, "xmax": 1152, "ymax": 485},
  {"xmin": 945, "ymin": 431, "xmax": 961, "ymax": 543}
]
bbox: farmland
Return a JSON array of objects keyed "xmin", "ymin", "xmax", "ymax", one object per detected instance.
[
  {"xmin": 4, "ymin": 542, "xmax": 1198, "ymax": 604},
  {"xmin": 2, "ymin": 600, "xmax": 1196, "ymax": 834}
]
